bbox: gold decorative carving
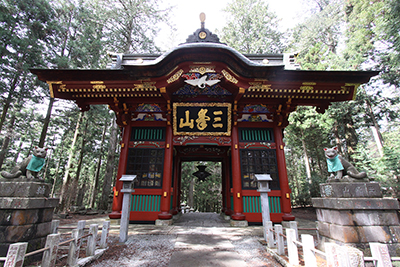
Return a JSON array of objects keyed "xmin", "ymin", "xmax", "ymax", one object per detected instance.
[
  {"xmin": 300, "ymin": 86, "xmax": 314, "ymax": 90},
  {"xmin": 239, "ymin": 88, "xmax": 246, "ymax": 94},
  {"xmin": 93, "ymin": 84, "xmax": 106, "ymax": 90},
  {"xmin": 90, "ymin": 81, "xmax": 104, "ymax": 84},
  {"xmin": 189, "ymin": 65, "xmax": 215, "ymax": 75},
  {"xmin": 221, "ymin": 69, "xmax": 238, "ymax": 84},
  {"xmin": 248, "ymin": 82, "xmax": 272, "ymax": 91},
  {"xmin": 173, "ymin": 102, "xmax": 231, "ymax": 136},
  {"xmin": 134, "ymin": 82, "xmax": 157, "ymax": 91},
  {"xmin": 47, "ymin": 81, "xmax": 63, "ymax": 98},
  {"xmin": 167, "ymin": 69, "xmax": 184, "ymax": 84},
  {"xmin": 302, "ymin": 82, "xmax": 316, "ymax": 86},
  {"xmin": 160, "ymin": 87, "xmax": 166, "ymax": 93}
]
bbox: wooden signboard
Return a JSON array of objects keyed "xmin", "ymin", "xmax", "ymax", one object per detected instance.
[{"xmin": 173, "ymin": 103, "xmax": 231, "ymax": 136}]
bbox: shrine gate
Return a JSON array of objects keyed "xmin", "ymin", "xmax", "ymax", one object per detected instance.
[{"xmin": 32, "ymin": 18, "xmax": 376, "ymax": 225}]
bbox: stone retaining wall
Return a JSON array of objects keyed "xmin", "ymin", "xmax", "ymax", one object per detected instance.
[
  {"xmin": 312, "ymin": 182, "xmax": 400, "ymax": 256},
  {"xmin": 0, "ymin": 180, "xmax": 59, "ymax": 257}
]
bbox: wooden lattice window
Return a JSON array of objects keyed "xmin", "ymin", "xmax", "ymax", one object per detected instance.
[
  {"xmin": 126, "ymin": 148, "xmax": 164, "ymax": 188},
  {"xmin": 240, "ymin": 149, "xmax": 280, "ymax": 190}
]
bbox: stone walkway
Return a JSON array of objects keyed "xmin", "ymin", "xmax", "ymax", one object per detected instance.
[{"xmin": 84, "ymin": 212, "xmax": 282, "ymax": 266}]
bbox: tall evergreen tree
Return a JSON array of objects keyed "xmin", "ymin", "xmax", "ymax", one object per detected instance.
[{"xmin": 219, "ymin": 0, "xmax": 284, "ymax": 54}]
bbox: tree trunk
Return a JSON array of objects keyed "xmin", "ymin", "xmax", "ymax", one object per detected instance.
[
  {"xmin": 0, "ymin": 73, "xmax": 20, "ymax": 135},
  {"xmin": 333, "ymin": 121, "xmax": 343, "ymax": 153},
  {"xmin": 51, "ymin": 130, "xmax": 68, "ymax": 198},
  {"xmin": 59, "ymin": 112, "xmax": 84, "ymax": 212},
  {"xmin": 0, "ymin": 113, "xmax": 16, "ymax": 169},
  {"xmin": 98, "ymin": 117, "xmax": 119, "ymax": 211},
  {"xmin": 12, "ymin": 139, "xmax": 24, "ymax": 164},
  {"xmin": 67, "ymin": 118, "xmax": 89, "ymax": 208},
  {"xmin": 365, "ymin": 98, "xmax": 384, "ymax": 157},
  {"xmin": 38, "ymin": 97, "xmax": 55, "ymax": 148},
  {"xmin": 89, "ymin": 119, "xmax": 108, "ymax": 209},
  {"xmin": 300, "ymin": 128, "xmax": 312, "ymax": 184}
]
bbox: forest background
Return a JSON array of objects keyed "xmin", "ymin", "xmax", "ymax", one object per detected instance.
[{"xmin": 0, "ymin": 0, "xmax": 399, "ymax": 213}]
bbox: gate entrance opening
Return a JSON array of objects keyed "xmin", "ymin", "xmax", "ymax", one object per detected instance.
[{"xmin": 180, "ymin": 161, "xmax": 222, "ymax": 213}]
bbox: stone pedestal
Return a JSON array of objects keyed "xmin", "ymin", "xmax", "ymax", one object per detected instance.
[
  {"xmin": 312, "ymin": 182, "xmax": 400, "ymax": 256},
  {"xmin": 0, "ymin": 180, "xmax": 59, "ymax": 256}
]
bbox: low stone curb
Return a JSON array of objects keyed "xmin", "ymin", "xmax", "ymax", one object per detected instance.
[
  {"xmin": 264, "ymin": 246, "xmax": 291, "ymax": 267},
  {"xmin": 76, "ymin": 248, "xmax": 108, "ymax": 267}
]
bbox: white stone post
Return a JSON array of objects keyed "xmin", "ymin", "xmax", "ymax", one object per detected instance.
[
  {"xmin": 119, "ymin": 175, "xmax": 136, "ymax": 243},
  {"xmin": 370, "ymin": 243, "xmax": 393, "ymax": 267},
  {"xmin": 86, "ymin": 224, "xmax": 98, "ymax": 256},
  {"xmin": 67, "ymin": 229, "xmax": 79, "ymax": 266},
  {"xmin": 301, "ymin": 234, "xmax": 317, "ymax": 267},
  {"xmin": 289, "ymin": 221, "xmax": 298, "ymax": 240},
  {"xmin": 286, "ymin": 228, "xmax": 299, "ymax": 265},
  {"xmin": 255, "ymin": 174, "xmax": 272, "ymax": 242},
  {"xmin": 42, "ymin": 233, "xmax": 60, "ymax": 267},
  {"xmin": 51, "ymin": 220, "xmax": 60, "ymax": 234},
  {"xmin": 100, "ymin": 221, "xmax": 111, "ymax": 249},
  {"xmin": 275, "ymin": 224, "xmax": 284, "ymax": 255},
  {"xmin": 4, "ymin": 242, "xmax": 27, "ymax": 267},
  {"xmin": 266, "ymin": 221, "xmax": 274, "ymax": 248}
]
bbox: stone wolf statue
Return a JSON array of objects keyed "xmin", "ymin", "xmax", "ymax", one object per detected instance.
[
  {"xmin": 1, "ymin": 146, "xmax": 47, "ymax": 180},
  {"xmin": 324, "ymin": 146, "xmax": 368, "ymax": 182}
]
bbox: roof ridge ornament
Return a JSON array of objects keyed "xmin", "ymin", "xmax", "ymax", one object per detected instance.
[{"xmin": 183, "ymin": 13, "xmax": 226, "ymax": 45}]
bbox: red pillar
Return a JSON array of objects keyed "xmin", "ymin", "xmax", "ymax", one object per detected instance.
[
  {"xmin": 230, "ymin": 126, "xmax": 245, "ymax": 221},
  {"xmin": 171, "ymin": 157, "xmax": 180, "ymax": 215},
  {"xmin": 274, "ymin": 126, "xmax": 295, "ymax": 221},
  {"xmin": 158, "ymin": 125, "xmax": 173, "ymax": 220},
  {"xmin": 221, "ymin": 159, "xmax": 226, "ymax": 213},
  {"xmin": 109, "ymin": 125, "xmax": 132, "ymax": 219},
  {"xmin": 176, "ymin": 159, "xmax": 182, "ymax": 212},
  {"xmin": 223, "ymin": 158, "xmax": 232, "ymax": 215}
]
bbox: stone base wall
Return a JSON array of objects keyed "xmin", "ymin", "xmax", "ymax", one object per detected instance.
[
  {"xmin": 0, "ymin": 180, "xmax": 59, "ymax": 256},
  {"xmin": 312, "ymin": 182, "xmax": 400, "ymax": 256}
]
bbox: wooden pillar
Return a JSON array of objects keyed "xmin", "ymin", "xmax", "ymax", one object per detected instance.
[
  {"xmin": 109, "ymin": 125, "xmax": 131, "ymax": 219},
  {"xmin": 230, "ymin": 126, "xmax": 245, "ymax": 220},
  {"xmin": 176, "ymin": 159, "xmax": 183, "ymax": 212},
  {"xmin": 171, "ymin": 157, "xmax": 180, "ymax": 215},
  {"xmin": 221, "ymin": 159, "xmax": 226, "ymax": 213},
  {"xmin": 273, "ymin": 126, "xmax": 295, "ymax": 221},
  {"xmin": 223, "ymin": 158, "xmax": 232, "ymax": 215},
  {"xmin": 158, "ymin": 125, "xmax": 173, "ymax": 220}
]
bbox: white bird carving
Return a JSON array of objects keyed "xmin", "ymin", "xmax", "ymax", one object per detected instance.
[{"xmin": 184, "ymin": 75, "xmax": 221, "ymax": 88}]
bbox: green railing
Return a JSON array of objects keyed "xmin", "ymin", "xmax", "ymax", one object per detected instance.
[
  {"xmin": 240, "ymin": 128, "xmax": 273, "ymax": 142},
  {"xmin": 130, "ymin": 194, "xmax": 161, "ymax": 212},
  {"xmin": 131, "ymin": 127, "xmax": 165, "ymax": 141},
  {"xmin": 243, "ymin": 196, "xmax": 281, "ymax": 213}
]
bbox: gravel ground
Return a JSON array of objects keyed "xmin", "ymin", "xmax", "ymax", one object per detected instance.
[{"xmin": 88, "ymin": 233, "xmax": 280, "ymax": 267}]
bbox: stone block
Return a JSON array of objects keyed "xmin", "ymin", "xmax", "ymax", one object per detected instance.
[
  {"xmin": 0, "ymin": 222, "xmax": 51, "ymax": 243},
  {"xmin": 230, "ymin": 220, "xmax": 248, "ymax": 227},
  {"xmin": 1, "ymin": 224, "xmax": 35, "ymax": 242},
  {"xmin": 320, "ymin": 182, "xmax": 382, "ymax": 198},
  {"xmin": 41, "ymin": 208, "xmax": 56, "ymax": 223},
  {"xmin": 317, "ymin": 221, "xmax": 330, "ymax": 237},
  {"xmin": 0, "ymin": 181, "xmax": 51, "ymax": 197},
  {"xmin": 317, "ymin": 209, "xmax": 354, "ymax": 225},
  {"xmin": 312, "ymin": 197, "xmax": 400, "ymax": 210},
  {"xmin": 155, "ymin": 219, "xmax": 173, "ymax": 226},
  {"xmin": 0, "ymin": 197, "xmax": 59, "ymax": 210},
  {"xmin": 352, "ymin": 210, "xmax": 400, "ymax": 226},
  {"xmin": 36, "ymin": 221, "xmax": 52, "ymax": 237},
  {"xmin": 11, "ymin": 210, "xmax": 39, "ymax": 225},
  {"xmin": 389, "ymin": 226, "xmax": 400, "ymax": 241},
  {"xmin": 330, "ymin": 224, "xmax": 359, "ymax": 243},
  {"xmin": 358, "ymin": 226, "xmax": 392, "ymax": 243}
]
